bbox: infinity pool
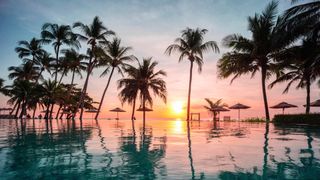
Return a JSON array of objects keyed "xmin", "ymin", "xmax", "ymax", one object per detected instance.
[{"xmin": 0, "ymin": 119, "xmax": 319, "ymax": 179}]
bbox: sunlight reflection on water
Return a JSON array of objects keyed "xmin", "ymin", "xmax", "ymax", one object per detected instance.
[{"xmin": 0, "ymin": 119, "xmax": 320, "ymax": 179}]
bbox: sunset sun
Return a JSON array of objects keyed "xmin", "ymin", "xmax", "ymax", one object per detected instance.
[{"xmin": 171, "ymin": 101, "xmax": 184, "ymax": 114}]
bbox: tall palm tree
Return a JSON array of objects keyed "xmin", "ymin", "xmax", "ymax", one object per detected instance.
[
  {"xmin": 8, "ymin": 62, "xmax": 39, "ymax": 82},
  {"xmin": 203, "ymin": 98, "xmax": 228, "ymax": 121},
  {"xmin": 165, "ymin": 28, "xmax": 219, "ymax": 122},
  {"xmin": 15, "ymin": 38, "xmax": 44, "ymax": 64},
  {"xmin": 269, "ymin": 38, "xmax": 320, "ymax": 113},
  {"xmin": 118, "ymin": 65, "xmax": 140, "ymax": 134},
  {"xmin": 132, "ymin": 58, "xmax": 167, "ymax": 127},
  {"xmin": 73, "ymin": 16, "xmax": 114, "ymax": 119},
  {"xmin": 95, "ymin": 38, "xmax": 133, "ymax": 119},
  {"xmin": 217, "ymin": 1, "xmax": 290, "ymax": 120},
  {"xmin": 41, "ymin": 23, "xmax": 79, "ymax": 82}
]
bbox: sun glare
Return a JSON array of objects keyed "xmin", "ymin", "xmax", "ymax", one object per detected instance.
[{"xmin": 172, "ymin": 101, "xmax": 184, "ymax": 114}]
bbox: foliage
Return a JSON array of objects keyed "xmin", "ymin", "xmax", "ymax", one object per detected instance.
[{"xmin": 273, "ymin": 114, "xmax": 320, "ymax": 124}]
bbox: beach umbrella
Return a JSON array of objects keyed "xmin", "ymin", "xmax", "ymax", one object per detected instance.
[
  {"xmin": 85, "ymin": 108, "xmax": 99, "ymax": 119},
  {"xmin": 229, "ymin": 103, "xmax": 251, "ymax": 120},
  {"xmin": 211, "ymin": 106, "xmax": 229, "ymax": 120},
  {"xmin": 270, "ymin": 102, "xmax": 297, "ymax": 114},
  {"xmin": 110, "ymin": 107, "xmax": 126, "ymax": 119},
  {"xmin": 310, "ymin": 99, "xmax": 320, "ymax": 107}
]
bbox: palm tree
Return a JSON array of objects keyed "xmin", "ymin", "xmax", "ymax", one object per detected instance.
[
  {"xmin": 165, "ymin": 28, "xmax": 219, "ymax": 122},
  {"xmin": 6, "ymin": 80, "xmax": 34, "ymax": 118},
  {"xmin": 15, "ymin": 38, "xmax": 44, "ymax": 64},
  {"xmin": 128, "ymin": 58, "xmax": 167, "ymax": 127},
  {"xmin": 203, "ymin": 98, "xmax": 228, "ymax": 121},
  {"xmin": 95, "ymin": 38, "xmax": 133, "ymax": 119},
  {"xmin": 269, "ymin": 37, "xmax": 320, "ymax": 113},
  {"xmin": 73, "ymin": 16, "xmax": 114, "ymax": 119},
  {"xmin": 41, "ymin": 80, "xmax": 63, "ymax": 119},
  {"xmin": 41, "ymin": 23, "xmax": 79, "ymax": 82},
  {"xmin": 217, "ymin": 1, "xmax": 290, "ymax": 120},
  {"xmin": 8, "ymin": 62, "xmax": 39, "ymax": 82},
  {"xmin": 118, "ymin": 65, "xmax": 140, "ymax": 134},
  {"xmin": 61, "ymin": 49, "xmax": 87, "ymax": 86},
  {"xmin": 35, "ymin": 51, "xmax": 54, "ymax": 83}
]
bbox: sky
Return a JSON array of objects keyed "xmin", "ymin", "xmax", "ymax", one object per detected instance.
[{"xmin": 0, "ymin": 0, "xmax": 319, "ymax": 120}]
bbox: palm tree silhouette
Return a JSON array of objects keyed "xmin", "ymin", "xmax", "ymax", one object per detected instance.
[
  {"xmin": 95, "ymin": 38, "xmax": 134, "ymax": 119},
  {"xmin": 203, "ymin": 98, "xmax": 228, "ymax": 121},
  {"xmin": 217, "ymin": 1, "xmax": 291, "ymax": 120},
  {"xmin": 269, "ymin": 37, "xmax": 320, "ymax": 113},
  {"xmin": 15, "ymin": 38, "xmax": 45, "ymax": 65},
  {"xmin": 119, "ymin": 58, "xmax": 167, "ymax": 127},
  {"xmin": 165, "ymin": 28, "xmax": 219, "ymax": 122},
  {"xmin": 8, "ymin": 62, "xmax": 39, "ymax": 82},
  {"xmin": 73, "ymin": 16, "xmax": 114, "ymax": 120},
  {"xmin": 41, "ymin": 23, "xmax": 79, "ymax": 82}
]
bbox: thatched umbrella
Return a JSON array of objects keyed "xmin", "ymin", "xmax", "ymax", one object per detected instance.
[
  {"xmin": 85, "ymin": 108, "xmax": 99, "ymax": 119},
  {"xmin": 270, "ymin": 102, "xmax": 297, "ymax": 114},
  {"xmin": 309, "ymin": 99, "xmax": 320, "ymax": 107},
  {"xmin": 229, "ymin": 103, "xmax": 251, "ymax": 120},
  {"xmin": 110, "ymin": 107, "xmax": 126, "ymax": 120},
  {"xmin": 211, "ymin": 106, "xmax": 229, "ymax": 121}
]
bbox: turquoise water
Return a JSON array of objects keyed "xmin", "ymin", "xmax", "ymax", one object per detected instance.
[{"xmin": 0, "ymin": 119, "xmax": 319, "ymax": 179}]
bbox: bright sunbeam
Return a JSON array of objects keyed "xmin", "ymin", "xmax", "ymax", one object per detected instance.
[{"xmin": 172, "ymin": 101, "xmax": 183, "ymax": 114}]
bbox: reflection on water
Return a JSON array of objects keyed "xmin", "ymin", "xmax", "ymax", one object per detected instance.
[{"xmin": 0, "ymin": 119, "xmax": 320, "ymax": 179}]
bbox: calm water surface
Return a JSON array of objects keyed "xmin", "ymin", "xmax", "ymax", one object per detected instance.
[{"xmin": 0, "ymin": 119, "xmax": 319, "ymax": 179}]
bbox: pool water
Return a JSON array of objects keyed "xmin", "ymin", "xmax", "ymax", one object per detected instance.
[{"xmin": 0, "ymin": 119, "xmax": 319, "ymax": 179}]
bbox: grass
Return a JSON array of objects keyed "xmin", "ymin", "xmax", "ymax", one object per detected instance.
[
  {"xmin": 242, "ymin": 117, "xmax": 266, "ymax": 122},
  {"xmin": 273, "ymin": 113, "xmax": 320, "ymax": 124}
]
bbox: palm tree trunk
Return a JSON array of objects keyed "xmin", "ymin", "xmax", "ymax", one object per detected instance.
[
  {"xmin": 95, "ymin": 67, "xmax": 115, "ymax": 119},
  {"xmin": 55, "ymin": 45, "xmax": 60, "ymax": 82},
  {"xmin": 78, "ymin": 67, "xmax": 91, "ymax": 120},
  {"xmin": 15, "ymin": 102, "xmax": 21, "ymax": 118},
  {"xmin": 10, "ymin": 102, "xmax": 18, "ymax": 115},
  {"xmin": 131, "ymin": 98, "xmax": 136, "ymax": 136},
  {"xmin": 49, "ymin": 102, "xmax": 54, "ymax": 119},
  {"xmin": 71, "ymin": 70, "xmax": 75, "ymax": 86},
  {"xmin": 36, "ymin": 68, "xmax": 44, "ymax": 84},
  {"xmin": 78, "ymin": 51, "xmax": 94, "ymax": 120},
  {"xmin": 55, "ymin": 104, "xmax": 62, "ymax": 119},
  {"xmin": 261, "ymin": 67, "xmax": 270, "ymax": 120},
  {"xmin": 306, "ymin": 77, "xmax": 311, "ymax": 114},
  {"xmin": 143, "ymin": 94, "xmax": 146, "ymax": 130},
  {"xmin": 32, "ymin": 106, "xmax": 37, "ymax": 119},
  {"xmin": 58, "ymin": 69, "xmax": 66, "ymax": 84},
  {"xmin": 187, "ymin": 61, "xmax": 194, "ymax": 123}
]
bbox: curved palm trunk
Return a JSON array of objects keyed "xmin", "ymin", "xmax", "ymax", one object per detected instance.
[
  {"xmin": 58, "ymin": 69, "xmax": 66, "ymax": 85},
  {"xmin": 15, "ymin": 102, "xmax": 21, "ymax": 118},
  {"xmin": 95, "ymin": 67, "xmax": 115, "ymax": 120},
  {"xmin": 187, "ymin": 61, "xmax": 194, "ymax": 124},
  {"xmin": 49, "ymin": 102, "xmax": 54, "ymax": 119},
  {"xmin": 261, "ymin": 67, "xmax": 270, "ymax": 121},
  {"xmin": 78, "ymin": 44, "xmax": 95, "ymax": 120},
  {"xmin": 306, "ymin": 77, "xmax": 311, "ymax": 114},
  {"xmin": 10, "ymin": 102, "xmax": 18, "ymax": 115}
]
